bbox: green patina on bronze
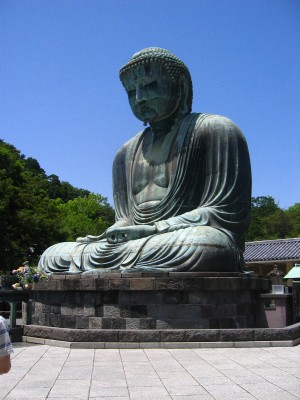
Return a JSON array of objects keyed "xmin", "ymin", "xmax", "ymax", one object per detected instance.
[{"xmin": 39, "ymin": 47, "xmax": 252, "ymax": 274}]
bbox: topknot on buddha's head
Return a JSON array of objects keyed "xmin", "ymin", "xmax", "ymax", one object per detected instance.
[{"xmin": 119, "ymin": 47, "xmax": 193, "ymax": 112}]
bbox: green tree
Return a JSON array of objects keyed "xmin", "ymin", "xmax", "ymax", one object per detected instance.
[
  {"xmin": 47, "ymin": 174, "xmax": 90, "ymax": 202},
  {"xmin": 285, "ymin": 203, "xmax": 300, "ymax": 237},
  {"xmin": 0, "ymin": 141, "xmax": 66, "ymax": 270},
  {"xmin": 25, "ymin": 157, "xmax": 46, "ymax": 177},
  {"xmin": 259, "ymin": 209, "xmax": 291, "ymax": 239},
  {"xmin": 246, "ymin": 197, "xmax": 300, "ymax": 241},
  {"xmin": 0, "ymin": 139, "xmax": 114, "ymax": 272},
  {"xmin": 246, "ymin": 196, "xmax": 281, "ymax": 241},
  {"xmin": 58, "ymin": 193, "xmax": 115, "ymax": 241}
]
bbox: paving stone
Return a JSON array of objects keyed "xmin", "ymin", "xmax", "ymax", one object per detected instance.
[
  {"xmin": 89, "ymin": 387, "xmax": 129, "ymax": 397},
  {"xmin": 4, "ymin": 387, "xmax": 50, "ymax": 399},
  {"xmin": 128, "ymin": 386, "xmax": 171, "ymax": 399},
  {"xmin": 170, "ymin": 395, "xmax": 215, "ymax": 400},
  {"xmin": 91, "ymin": 379, "xmax": 128, "ymax": 387},
  {"xmin": 88, "ymin": 397, "xmax": 129, "ymax": 400},
  {"xmin": 167, "ymin": 385, "xmax": 208, "ymax": 396},
  {"xmin": 3, "ymin": 343, "xmax": 300, "ymax": 400},
  {"xmin": 126, "ymin": 378, "xmax": 164, "ymax": 387}
]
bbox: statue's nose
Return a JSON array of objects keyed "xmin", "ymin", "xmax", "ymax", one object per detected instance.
[{"xmin": 136, "ymin": 84, "xmax": 146, "ymax": 103}]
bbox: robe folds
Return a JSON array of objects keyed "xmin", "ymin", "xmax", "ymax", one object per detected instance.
[{"xmin": 38, "ymin": 113, "xmax": 252, "ymax": 274}]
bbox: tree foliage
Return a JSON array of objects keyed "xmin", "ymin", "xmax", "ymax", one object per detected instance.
[
  {"xmin": 245, "ymin": 196, "xmax": 300, "ymax": 241},
  {"xmin": 58, "ymin": 194, "xmax": 115, "ymax": 241},
  {"xmin": 0, "ymin": 140, "xmax": 114, "ymax": 272},
  {"xmin": 285, "ymin": 203, "xmax": 300, "ymax": 238}
]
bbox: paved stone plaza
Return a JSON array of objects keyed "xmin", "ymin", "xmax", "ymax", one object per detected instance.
[{"xmin": 0, "ymin": 343, "xmax": 299, "ymax": 399}]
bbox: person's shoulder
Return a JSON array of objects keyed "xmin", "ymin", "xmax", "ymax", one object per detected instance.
[
  {"xmin": 0, "ymin": 316, "xmax": 8, "ymax": 331},
  {"xmin": 0, "ymin": 316, "xmax": 8, "ymax": 338}
]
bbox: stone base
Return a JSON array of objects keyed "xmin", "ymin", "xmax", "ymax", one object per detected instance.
[
  {"xmin": 26, "ymin": 272, "xmax": 270, "ymax": 334},
  {"xmin": 23, "ymin": 323, "xmax": 300, "ymax": 347}
]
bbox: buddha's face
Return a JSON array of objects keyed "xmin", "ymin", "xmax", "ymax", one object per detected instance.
[{"xmin": 122, "ymin": 63, "xmax": 180, "ymax": 124}]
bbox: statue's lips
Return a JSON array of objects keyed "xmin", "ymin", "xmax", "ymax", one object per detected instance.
[{"xmin": 138, "ymin": 105, "xmax": 155, "ymax": 114}]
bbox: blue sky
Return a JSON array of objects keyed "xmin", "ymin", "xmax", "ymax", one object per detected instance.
[{"xmin": 1, "ymin": 0, "xmax": 299, "ymax": 209}]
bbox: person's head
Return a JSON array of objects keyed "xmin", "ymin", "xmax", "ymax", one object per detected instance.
[{"xmin": 119, "ymin": 47, "xmax": 193, "ymax": 125}]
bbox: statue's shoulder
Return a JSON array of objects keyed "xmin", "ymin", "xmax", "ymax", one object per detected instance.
[
  {"xmin": 194, "ymin": 112, "xmax": 240, "ymax": 129},
  {"xmin": 113, "ymin": 131, "xmax": 143, "ymax": 163},
  {"xmin": 193, "ymin": 113, "xmax": 245, "ymax": 139}
]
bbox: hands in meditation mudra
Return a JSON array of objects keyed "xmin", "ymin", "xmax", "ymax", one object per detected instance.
[{"xmin": 39, "ymin": 48, "xmax": 251, "ymax": 274}]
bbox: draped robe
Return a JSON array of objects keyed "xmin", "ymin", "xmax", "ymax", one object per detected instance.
[{"xmin": 38, "ymin": 113, "xmax": 252, "ymax": 274}]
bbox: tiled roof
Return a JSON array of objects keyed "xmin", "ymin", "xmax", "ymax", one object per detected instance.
[{"xmin": 244, "ymin": 238, "xmax": 300, "ymax": 262}]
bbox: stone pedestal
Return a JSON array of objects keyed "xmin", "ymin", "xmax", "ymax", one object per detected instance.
[{"xmin": 26, "ymin": 272, "xmax": 270, "ymax": 336}]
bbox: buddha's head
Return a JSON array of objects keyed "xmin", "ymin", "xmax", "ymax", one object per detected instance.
[{"xmin": 119, "ymin": 47, "xmax": 193, "ymax": 125}]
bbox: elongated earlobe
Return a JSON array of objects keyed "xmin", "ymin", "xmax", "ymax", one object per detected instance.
[{"xmin": 179, "ymin": 75, "xmax": 189, "ymax": 116}]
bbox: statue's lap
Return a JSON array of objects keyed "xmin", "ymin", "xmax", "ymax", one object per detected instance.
[{"xmin": 40, "ymin": 226, "xmax": 237, "ymax": 273}]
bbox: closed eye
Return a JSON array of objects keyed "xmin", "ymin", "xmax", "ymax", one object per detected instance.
[
  {"xmin": 126, "ymin": 80, "xmax": 158, "ymax": 98},
  {"xmin": 144, "ymin": 81, "xmax": 158, "ymax": 90}
]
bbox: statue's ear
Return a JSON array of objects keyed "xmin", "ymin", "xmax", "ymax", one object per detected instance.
[{"xmin": 179, "ymin": 74, "xmax": 189, "ymax": 115}]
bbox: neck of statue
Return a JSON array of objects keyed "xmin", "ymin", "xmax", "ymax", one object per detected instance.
[{"xmin": 149, "ymin": 110, "xmax": 188, "ymax": 137}]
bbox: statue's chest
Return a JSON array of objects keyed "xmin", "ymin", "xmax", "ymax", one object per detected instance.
[
  {"xmin": 132, "ymin": 154, "xmax": 169, "ymax": 194},
  {"xmin": 131, "ymin": 130, "xmax": 179, "ymax": 199}
]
